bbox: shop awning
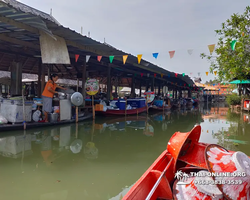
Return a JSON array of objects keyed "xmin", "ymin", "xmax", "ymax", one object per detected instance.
[{"xmin": 230, "ymin": 80, "xmax": 250, "ymax": 84}]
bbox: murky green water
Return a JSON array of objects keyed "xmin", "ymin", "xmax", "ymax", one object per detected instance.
[{"xmin": 0, "ymin": 103, "xmax": 249, "ymax": 200}]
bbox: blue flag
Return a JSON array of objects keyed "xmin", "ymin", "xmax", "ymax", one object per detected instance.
[{"xmin": 152, "ymin": 53, "xmax": 159, "ymax": 59}]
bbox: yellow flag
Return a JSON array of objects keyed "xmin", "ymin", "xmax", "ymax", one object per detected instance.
[
  {"xmin": 208, "ymin": 44, "xmax": 215, "ymax": 55},
  {"xmin": 206, "ymin": 72, "xmax": 209, "ymax": 76},
  {"xmin": 137, "ymin": 54, "xmax": 142, "ymax": 64},
  {"xmin": 161, "ymin": 73, "xmax": 163, "ymax": 78},
  {"xmin": 214, "ymin": 71, "xmax": 217, "ymax": 75},
  {"xmin": 123, "ymin": 55, "xmax": 128, "ymax": 64}
]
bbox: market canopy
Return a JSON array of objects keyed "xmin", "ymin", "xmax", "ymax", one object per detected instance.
[{"xmin": 230, "ymin": 80, "xmax": 250, "ymax": 84}]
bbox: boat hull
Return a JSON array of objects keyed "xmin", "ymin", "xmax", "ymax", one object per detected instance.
[
  {"xmin": 123, "ymin": 142, "xmax": 243, "ymax": 200},
  {"xmin": 95, "ymin": 106, "xmax": 148, "ymax": 116}
]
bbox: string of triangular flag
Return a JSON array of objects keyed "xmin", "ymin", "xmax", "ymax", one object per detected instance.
[
  {"xmin": 74, "ymin": 44, "xmax": 218, "ymax": 64},
  {"xmin": 74, "ymin": 37, "xmax": 240, "ymax": 65},
  {"xmin": 75, "ymin": 54, "xmax": 220, "ymax": 78}
]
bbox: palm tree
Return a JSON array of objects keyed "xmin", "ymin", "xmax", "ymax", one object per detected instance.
[{"xmin": 174, "ymin": 170, "xmax": 183, "ymax": 180}]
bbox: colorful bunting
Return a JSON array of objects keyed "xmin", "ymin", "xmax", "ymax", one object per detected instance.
[
  {"xmin": 75, "ymin": 54, "xmax": 79, "ymax": 62},
  {"xmin": 147, "ymin": 73, "xmax": 150, "ymax": 77},
  {"xmin": 152, "ymin": 53, "xmax": 159, "ymax": 59},
  {"xmin": 182, "ymin": 73, "xmax": 185, "ymax": 77},
  {"xmin": 242, "ymin": 32, "xmax": 245, "ymax": 36},
  {"xmin": 230, "ymin": 40, "xmax": 237, "ymax": 51},
  {"xmin": 141, "ymin": 73, "xmax": 143, "ymax": 77},
  {"xmin": 175, "ymin": 73, "xmax": 178, "ymax": 78},
  {"xmin": 137, "ymin": 54, "xmax": 142, "ymax": 64},
  {"xmin": 206, "ymin": 72, "xmax": 209, "ymax": 76},
  {"xmin": 97, "ymin": 56, "xmax": 102, "ymax": 62},
  {"xmin": 161, "ymin": 73, "xmax": 163, "ymax": 78},
  {"xmin": 214, "ymin": 71, "xmax": 217, "ymax": 76},
  {"xmin": 187, "ymin": 49, "xmax": 193, "ymax": 55},
  {"xmin": 154, "ymin": 73, "xmax": 156, "ymax": 78},
  {"xmin": 123, "ymin": 55, "xmax": 128, "ymax": 64},
  {"xmin": 109, "ymin": 56, "xmax": 114, "ymax": 63},
  {"xmin": 208, "ymin": 44, "xmax": 215, "ymax": 55},
  {"xmin": 169, "ymin": 51, "xmax": 175, "ymax": 59},
  {"xmin": 86, "ymin": 55, "xmax": 90, "ymax": 63}
]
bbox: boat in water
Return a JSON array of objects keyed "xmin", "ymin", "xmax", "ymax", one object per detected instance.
[
  {"xmin": 149, "ymin": 99, "xmax": 172, "ymax": 112},
  {"xmin": 123, "ymin": 125, "xmax": 250, "ymax": 200}
]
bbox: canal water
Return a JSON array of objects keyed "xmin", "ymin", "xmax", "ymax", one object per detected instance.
[{"xmin": 0, "ymin": 103, "xmax": 249, "ymax": 200}]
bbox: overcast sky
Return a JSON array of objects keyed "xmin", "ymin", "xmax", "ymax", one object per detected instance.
[{"xmin": 19, "ymin": 0, "xmax": 249, "ymax": 83}]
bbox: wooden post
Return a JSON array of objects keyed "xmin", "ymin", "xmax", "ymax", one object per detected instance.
[
  {"xmin": 76, "ymin": 106, "xmax": 78, "ymax": 123},
  {"xmin": 37, "ymin": 60, "xmax": 42, "ymax": 97},
  {"xmin": 82, "ymin": 56, "xmax": 87, "ymax": 106},
  {"xmin": 92, "ymin": 95, "xmax": 95, "ymax": 119},
  {"xmin": 41, "ymin": 64, "xmax": 45, "ymax": 95},
  {"xmin": 125, "ymin": 99, "xmax": 127, "ymax": 117},
  {"xmin": 107, "ymin": 65, "xmax": 111, "ymax": 101},
  {"xmin": 22, "ymin": 89, "xmax": 26, "ymax": 130}
]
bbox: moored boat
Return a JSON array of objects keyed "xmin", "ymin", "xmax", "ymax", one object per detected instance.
[
  {"xmin": 150, "ymin": 99, "xmax": 172, "ymax": 112},
  {"xmin": 95, "ymin": 105, "xmax": 149, "ymax": 116},
  {"xmin": 123, "ymin": 125, "xmax": 250, "ymax": 200}
]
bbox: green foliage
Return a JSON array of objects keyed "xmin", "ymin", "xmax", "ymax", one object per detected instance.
[
  {"xmin": 226, "ymin": 94, "xmax": 242, "ymax": 105},
  {"xmin": 201, "ymin": 6, "xmax": 250, "ymax": 82},
  {"xmin": 205, "ymin": 79, "xmax": 221, "ymax": 85}
]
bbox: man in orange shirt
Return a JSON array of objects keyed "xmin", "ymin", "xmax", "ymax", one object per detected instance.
[{"xmin": 42, "ymin": 74, "xmax": 66, "ymax": 122}]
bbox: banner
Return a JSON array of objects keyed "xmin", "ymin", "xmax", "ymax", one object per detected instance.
[
  {"xmin": 123, "ymin": 55, "xmax": 128, "ymax": 64},
  {"xmin": 86, "ymin": 55, "xmax": 91, "ymax": 63},
  {"xmin": 214, "ymin": 71, "xmax": 217, "ymax": 76},
  {"xmin": 169, "ymin": 51, "xmax": 175, "ymax": 59},
  {"xmin": 208, "ymin": 44, "xmax": 215, "ymax": 55},
  {"xmin": 97, "ymin": 56, "xmax": 102, "ymax": 62},
  {"xmin": 152, "ymin": 53, "xmax": 159, "ymax": 59},
  {"xmin": 187, "ymin": 49, "xmax": 193, "ymax": 55},
  {"xmin": 230, "ymin": 40, "xmax": 237, "ymax": 51},
  {"xmin": 85, "ymin": 79, "xmax": 99, "ymax": 96},
  {"xmin": 109, "ymin": 56, "xmax": 114, "ymax": 63},
  {"xmin": 75, "ymin": 54, "xmax": 79, "ymax": 62},
  {"xmin": 137, "ymin": 54, "xmax": 142, "ymax": 64}
]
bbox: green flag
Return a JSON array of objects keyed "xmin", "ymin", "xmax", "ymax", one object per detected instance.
[
  {"xmin": 182, "ymin": 73, "xmax": 185, "ymax": 77},
  {"xmin": 109, "ymin": 56, "xmax": 114, "ymax": 63},
  {"xmin": 230, "ymin": 40, "xmax": 237, "ymax": 51}
]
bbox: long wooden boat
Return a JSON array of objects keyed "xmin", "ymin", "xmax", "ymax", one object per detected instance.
[
  {"xmin": 123, "ymin": 125, "xmax": 250, "ymax": 200},
  {"xmin": 95, "ymin": 105, "xmax": 149, "ymax": 116}
]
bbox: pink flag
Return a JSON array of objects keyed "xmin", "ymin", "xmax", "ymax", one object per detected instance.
[
  {"xmin": 169, "ymin": 51, "xmax": 175, "ymax": 59},
  {"xmin": 97, "ymin": 56, "xmax": 102, "ymax": 62},
  {"xmin": 75, "ymin": 54, "xmax": 79, "ymax": 62}
]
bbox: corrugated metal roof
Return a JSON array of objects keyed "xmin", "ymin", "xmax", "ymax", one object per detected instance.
[{"xmin": 0, "ymin": 0, "xmax": 57, "ymax": 39}]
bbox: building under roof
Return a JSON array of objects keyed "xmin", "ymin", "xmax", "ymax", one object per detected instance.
[{"xmin": 0, "ymin": 0, "xmax": 195, "ymax": 100}]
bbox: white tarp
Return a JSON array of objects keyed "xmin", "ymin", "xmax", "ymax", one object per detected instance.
[
  {"xmin": 40, "ymin": 32, "xmax": 71, "ymax": 64},
  {"xmin": 120, "ymin": 87, "xmax": 145, "ymax": 95}
]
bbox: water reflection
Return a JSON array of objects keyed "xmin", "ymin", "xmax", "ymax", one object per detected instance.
[{"xmin": 0, "ymin": 105, "xmax": 250, "ymax": 200}]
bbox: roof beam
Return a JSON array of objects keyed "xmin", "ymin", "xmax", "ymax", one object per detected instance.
[{"xmin": 0, "ymin": 33, "xmax": 40, "ymax": 49}]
